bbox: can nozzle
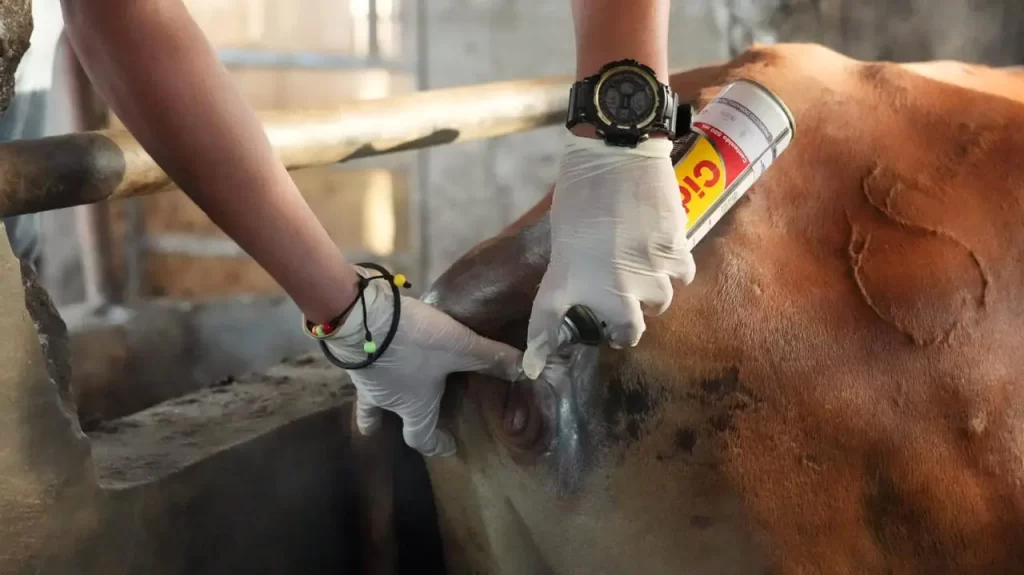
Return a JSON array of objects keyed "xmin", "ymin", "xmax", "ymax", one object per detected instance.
[{"xmin": 559, "ymin": 304, "xmax": 605, "ymax": 347}]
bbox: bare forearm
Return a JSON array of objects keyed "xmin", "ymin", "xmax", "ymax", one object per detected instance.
[
  {"xmin": 572, "ymin": 0, "xmax": 670, "ymax": 82},
  {"xmin": 60, "ymin": 0, "xmax": 357, "ymax": 323}
]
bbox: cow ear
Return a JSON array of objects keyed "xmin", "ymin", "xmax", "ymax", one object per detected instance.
[{"xmin": 421, "ymin": 203, "xmax": 551, "ymax": 349}]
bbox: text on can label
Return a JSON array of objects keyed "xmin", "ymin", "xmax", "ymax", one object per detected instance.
[{"xmin": 674, "ymin": 136, "xmax": 725, "ymax": 230}]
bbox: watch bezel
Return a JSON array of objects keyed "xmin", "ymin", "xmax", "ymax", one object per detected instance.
[
  {"xmin": 592, "ymin": 63, "xmax": 662, "ymax": 132},
  {"xmin": 564, "ymin": 58, "xmax": 682, "ymax": 148}
]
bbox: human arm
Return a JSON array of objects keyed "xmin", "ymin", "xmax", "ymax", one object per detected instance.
[
  {"xmin": 522, "ymin": 0, "xmax": 694, "ymax": 378},
  {"xmin": 574, "ymin": 0, "xmax": 669, "ymax": 82},
  {"xmin": 570, "ymin": 0, "xmax": 671, "ymax": 138},
  {"xmin": 59, "ymin": 0, "xmax": 522, "ymax": 456},
  {"xmin": 60, "ymin": 0, "xmax": 357, "ymax": 323}
]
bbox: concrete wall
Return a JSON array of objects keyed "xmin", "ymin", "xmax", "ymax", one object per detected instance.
[{"xmin": 717, "ymin": 0, "xmax": 1024, "ymax": 63}]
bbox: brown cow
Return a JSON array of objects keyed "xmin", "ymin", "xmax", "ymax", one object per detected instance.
[{"xmin": 419, "ymin": 43, "xmax": 1024, "ymax": 574}]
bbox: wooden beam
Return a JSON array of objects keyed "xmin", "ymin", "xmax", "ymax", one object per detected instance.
[{"xmin": 0, "ymin": 74, "xmax": 572, "ymax": 217}]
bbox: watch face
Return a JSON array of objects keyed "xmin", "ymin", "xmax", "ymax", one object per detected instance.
[{"xmin": 596, "ymin": 68, "xmax": 658, "ymax": 126}]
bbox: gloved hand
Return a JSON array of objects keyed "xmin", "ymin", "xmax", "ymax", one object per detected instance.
[
  {"xmin": 522, "ymin": 133, "xmax": 696, "ymax": 379},
  {"xmin": 321, "ymin": 266, "xmax": 522, "ymax": 457}
]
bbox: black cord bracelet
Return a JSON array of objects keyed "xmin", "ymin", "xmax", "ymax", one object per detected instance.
[{"xmin": 305, "ymin": 262, "xmax": 411, "ymax": 370}]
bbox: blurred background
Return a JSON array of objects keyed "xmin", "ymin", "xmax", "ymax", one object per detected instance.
[{"xmin": 18, "ymin": 0, "xmax": 1024, "ymax": 428}]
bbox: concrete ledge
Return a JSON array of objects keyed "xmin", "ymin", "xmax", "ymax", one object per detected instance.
[
  {"xmin": 88, "ymin": 355, "xmax": 348, "ymax": 488},
  {"xmin": 63, "ymin": 296, "xmax": 317, "ymax": 429},
  {"xmin": 0, "ymin": 233, "xmax": 421, "ymax": 573},
  {"xmin": 60, "ymin": 404, "xmax": 366, "ymax": 574}
]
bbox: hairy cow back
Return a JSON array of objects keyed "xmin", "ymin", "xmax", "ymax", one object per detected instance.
[
  {"xmin": 659, "ymin": 43, "xmax": 1024, "ymax": 573},
  {"xmin": 424, "ymin": 43, "xmax": 1024, "ymax": 575}
]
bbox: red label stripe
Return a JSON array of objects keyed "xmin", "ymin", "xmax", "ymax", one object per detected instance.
[{"xmin": 694, "ymin": 121, "xmax": 748, "ymax": 188}]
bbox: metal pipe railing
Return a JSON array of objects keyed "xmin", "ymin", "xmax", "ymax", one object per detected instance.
[{"xmin": 0, "ymin": 74, "xmax": 572, "ymax": 217}]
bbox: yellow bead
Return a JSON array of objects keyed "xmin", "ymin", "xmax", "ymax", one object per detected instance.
[
  {"xmin": 393, "ymin": 273, "xmax": 407, "ymax": 287},
  {"xmin": 313, "ymin": 325, "xmax": 324, "ymax": 337}
]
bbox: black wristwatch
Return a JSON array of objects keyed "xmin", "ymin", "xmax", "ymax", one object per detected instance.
[{"xmin": 566, "ymin": 59, "xmax": 684, "ymax": 148}]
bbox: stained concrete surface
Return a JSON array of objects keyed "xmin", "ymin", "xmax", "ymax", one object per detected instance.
[
  {"xmin": 87, "ymin": 355, "xmax": 350, "ymax": 488},
  {"xmin": 0, "ymin": 230, "xmax": 405, "ymax": 573},
  {"xmin": 86, "ymin": 353, "xmax": 447, "ymax": 575},
  {"xmin": 64, "ymin": 295, "xmax": 317, "ymax": 428},
  {"xmin": 0, "ymin": 0, "xmax": 31, "ymax": 117},
  {"xmin": 0, "ymin": 215, "xmax": 98, "ymax": 573}
]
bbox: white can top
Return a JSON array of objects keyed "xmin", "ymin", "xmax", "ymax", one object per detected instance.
[{"xmin": 692, "ymin": 79, "xmax": 795, "ymax": 176}]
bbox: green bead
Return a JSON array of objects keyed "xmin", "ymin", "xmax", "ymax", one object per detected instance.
[{"xmin": 363, "ymin": 340, "xmax": 378, "ymax": 354}]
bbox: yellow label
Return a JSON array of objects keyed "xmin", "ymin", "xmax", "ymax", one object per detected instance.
[{"xmin": 674, "ymin": 136, "xmax": 726, "ymax": 231}]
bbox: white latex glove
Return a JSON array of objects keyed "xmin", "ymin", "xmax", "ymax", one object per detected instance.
[
  {"xmin": 321, "ymin": 266, "xmax": 522, "ymax": 457},
  {"xmin": 522, "ymin": 133, "xmax": 696, "ymax": 379}
]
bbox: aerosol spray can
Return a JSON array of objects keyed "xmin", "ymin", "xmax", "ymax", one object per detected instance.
[{"xmin": 562, "ymin": 79, "xmax": 796, "ymax": 347}]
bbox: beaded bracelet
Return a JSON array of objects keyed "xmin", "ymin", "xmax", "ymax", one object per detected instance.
[{"xmin": 301, "ymin": 262, "xmax": 411, "ymax": 370}]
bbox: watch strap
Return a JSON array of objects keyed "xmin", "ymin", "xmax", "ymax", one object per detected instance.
[{"xmin": 565, "ymin": 77, "xmax": 596, "ymax": 133}]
